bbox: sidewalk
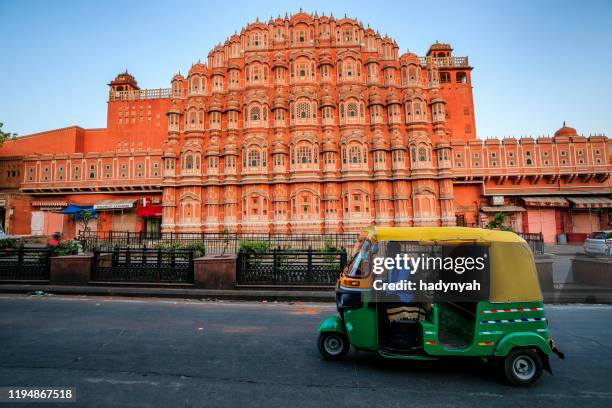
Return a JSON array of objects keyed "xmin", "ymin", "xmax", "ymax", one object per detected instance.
[
  {"xmin": 0, "ymin": 283, "xmax": 610, "ymax": 304},
  {"xmin": 544, "ymin": 243, "xmax": 584, "ymax": 256}
]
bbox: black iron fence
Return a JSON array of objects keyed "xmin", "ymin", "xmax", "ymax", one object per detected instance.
[
  {"xmin": 518, "ymin": 232, "xmax": 544, "ymax": 255},
  {"xmin": 79, "ymin": 231, "xmax": 359, "ymax": 256},
  {"xmin": 237, "ymin": 248, "xmax": 348, "ymax": 287},
  {"xmin": 91, "ymin": 248, "xmax": 194, "ymax": 283},
  {"xmin": 78, "ymin": 229, "xmax": 543, "ymax": 258},
  {"xmin": 0, "ymin": 247, "xmax": 51, "ymax": 281}
]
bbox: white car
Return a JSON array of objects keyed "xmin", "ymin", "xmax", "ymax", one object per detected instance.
[{"xmin": 584, "ymin": 230, "xmax": 612, "ymax": 257}]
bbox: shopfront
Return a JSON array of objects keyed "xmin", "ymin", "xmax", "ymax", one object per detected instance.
[
  {"xmin": 521, "ymin": 196, "xmax": 568, "ymax": 243},
  {"xmin": 565, "ymin": 196, "xmax": 612, "ymax": 241},
  {"xmin": 30, "ymin": 200, "xmax": 68, "ymax": 236},
  {"xmin": 522, "ymin": 195, "xmax": 612, "ymax": 243},
  {"xmin": 136, "ymin": 197, "xmax": 162, "ymax": 238},
  {"xmin": 93, "ymin": 199, "xmax": 137, "ymax": 231}
]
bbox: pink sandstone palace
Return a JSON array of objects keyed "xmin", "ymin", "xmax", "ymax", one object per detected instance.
[{"xmin": 0, "ymin": 12, "xmax": 610, "ymax": 243}]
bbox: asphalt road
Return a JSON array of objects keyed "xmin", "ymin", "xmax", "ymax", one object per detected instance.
[{"xmin": 0, "ymin": 296, "xmax": 611, "ymax": 408}]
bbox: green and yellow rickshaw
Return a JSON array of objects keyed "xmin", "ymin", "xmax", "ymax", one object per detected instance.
[{"xmin": 317, "ymin": 227, "xmax": 564, "ymax": 386}]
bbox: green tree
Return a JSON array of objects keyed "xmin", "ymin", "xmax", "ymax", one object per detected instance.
[
  {"xmin": 487, "ymin": 212, "xmax": 514, "ymax": 232},
  {"xmin": 0, "ymin": 122, "xmax": 17, "ymax": 145},
  {"xmin": 73, "ymin": 209, "xmax": 94, "ymax": 234}
]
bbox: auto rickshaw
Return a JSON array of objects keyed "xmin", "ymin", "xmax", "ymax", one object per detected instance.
[{"xmin": 317, "ymin": 227, "xmax": 564, "ymax": 386}]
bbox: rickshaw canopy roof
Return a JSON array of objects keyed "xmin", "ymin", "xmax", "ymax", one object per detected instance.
[
  {"xmin": 369, "ymin": 226, "xmax": 525, "ymax": 243},
  {"xmin": 366, "ymin": 227, "xmax": 542, "ymax": 303}
]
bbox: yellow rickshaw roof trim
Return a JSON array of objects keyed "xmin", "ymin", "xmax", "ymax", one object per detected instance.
[{"xmin": 367, "ymin": 227, "xmax": 526, "ymax": 243}]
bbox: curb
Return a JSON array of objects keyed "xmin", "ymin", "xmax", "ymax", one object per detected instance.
[
  {"xmin": 0, "ymin": 284, "xmax": 336, "ymax": 302},
  {"xmin": 0, "ymin": 285, "xmax": 610, "ymax": 304}
]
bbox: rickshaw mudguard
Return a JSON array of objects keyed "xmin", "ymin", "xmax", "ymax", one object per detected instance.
[
  {"xmin": 494, "ymin": 332, "xmax": 552, "ymax": 357},
  {"xmin": 317, "ymin": 316, "xmax": 346, "ymax": 335}
]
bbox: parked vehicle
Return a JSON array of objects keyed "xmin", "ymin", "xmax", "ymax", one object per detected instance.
[
  {"xmin": 317, "ymin": 227, "xmax": 564, "ymax": 386},
  {"xmin": 0, "ymin": 226, "xmax": 7, "ymax": 240},
  {"xmin": 584, "ymin": 230, "xmax": 612, "ymax": 257}
]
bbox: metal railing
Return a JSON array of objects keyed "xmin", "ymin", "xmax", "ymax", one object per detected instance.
[
  {"xmin": 237, "ymin": 248, "xmax": 348, "ymax": 287},
  {"xmin": 109, "ymin": 88, "xmax": 172, "ymax": 101},
  {"xmin": 419, "ymin": 56, "xmax": 470, "ymax": 67},
  {"xmin": 78, "ymin": 229, "xmax": 543, "ymax": 257},
  {"xmin": 78, "ymin": 231, "xmax": 359, "ymax": 256},
  {"xmin": 0, "ymin": 248, "xmax": 51, "ymax": 281},
  {"xmin": 91, "ymin": 247, "xmax": 194, "ymax": 283},
  {"xmin": 519, "ymin": 232, "xmax": 544, "ymax": 255}
]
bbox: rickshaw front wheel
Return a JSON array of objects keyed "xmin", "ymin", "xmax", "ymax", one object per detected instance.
[
  {"xmin": 503, "ymin": 349, "xmax": 543, "ymax": 386},
  {"xmin": 318, "ymin": 332, "xmax": 350, "ymax": 360}
]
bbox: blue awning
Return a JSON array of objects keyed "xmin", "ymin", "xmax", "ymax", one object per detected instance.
[{"xmin": 60, "ymin": 205, "xmax": 95, "ymax": 215}]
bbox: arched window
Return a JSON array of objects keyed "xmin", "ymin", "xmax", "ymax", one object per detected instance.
[
  {"xmin": 418, "ymin": 147, "xmax": 427, "ymax": 162},
  {"xmin": 414, "ymin": 101, "xmax": 422, "ymax": 119},
  {"xmin": 297, "ymin": 102, "xmax": 311, "ymax": 119},
  {"xmin": 252, "ymin": 66, "xmax": 260, "ymax": 81},
  {"xmin": 185, "ymin": 155, "xmax": 193, "ymax": 169},
  {"xmin": 347, "ymin": 103, "xmax": 357, "ymax": 117},
  {"xmin": 248, "ymin": 149, "xmax": 260, "ymax": 167},
  {"xmin": 408, "ymin": 66, "xmax": 417, "ymax": 82},
  {"xmin": 250, "ymin": 106, "xmax": 260, "ymax": 121},
  {"xmin": 349, "ymin": 145, "xmax": 362, "ymax": 163},
  {"xmin": 297, "ymin": 146, "xmax": 312, "ymax": 163}
]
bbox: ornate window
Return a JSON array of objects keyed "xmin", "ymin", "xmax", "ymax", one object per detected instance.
[
  {"xmin": 349, "ymin": 146, "xmax": 362, "ymax": 163},
  {"xmin": 274, "ymin": 154, "xmax": 285, "ymax": 167},
  {"xmin": 248, "ymin": 149, "xmax": 260, "ymax": 167},
  {"xmin": 297, "ymin": 102, "xmax": 311, "ymax": 119},
  {"xmin": 185, "ymin": 155, "xmax": 193, "ymax": 169},
  {"xmin": 392, "ymin": 150, "xmax": 404, "ymax": 163},
  {"xmin": 347, "ymin": 103, "xmax": 357, "ymax": 117},
  {"xmin": 418, "ymin": 147, "xmax": 428, "ymax": 162},
  {"xmin": 297, "ymin": 146, "xmax": 312, "ymax": 164},
  {"xmin": 250, "ymin": 106, "xmax": 261, "ymax": 121}
]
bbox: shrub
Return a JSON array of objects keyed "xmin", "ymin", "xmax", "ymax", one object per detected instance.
[
  {"xmin": 0, "ymin": 237, "xmax": 24, "ymax": 249},
  {"xmin": 153, "ymin": 241, "xmax": 205, "ymax": 257},
  {"xmin": 239, "ymin": 240, "xmax": 271, "ymax": 254},
  {"xmin": 50, "ymin": 240, "xmax": 79, "ymax": 256},
  {"xmin": 322, "ymin": 237, "xmax": 342, "ymax": 268}
]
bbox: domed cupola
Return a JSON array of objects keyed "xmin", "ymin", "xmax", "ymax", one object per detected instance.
[
  {"xmin": 554, "ymin": 122, "xmax": 578, "ymax": 137},
  {"xmin": 319, "ymin": 91, "xmax": 335, "ymax": 108},
  {"xmin": 188, "ymin": 61, "xmax": 207, "ymax": 76},
  {"xmin": 368, "ymin": 90, "xmax": 383, "ymax": 107},
  {"xmin": 271, "ymin": 132, "xmax": 289, "ymax": 155},
  {"xmin": 208, "ymin": 97, "xmax": 223, "ymax": 113},
  {"xmin": 386, "ymin": 90, "xmax": 401, "ymax": 105},
  {"xmin": 273, "ymin": 94, "xmax": 288, "ymax": 110},
  {"xmin": 225, "ymin": 93, "xmax": 240, "ymax": 112}
]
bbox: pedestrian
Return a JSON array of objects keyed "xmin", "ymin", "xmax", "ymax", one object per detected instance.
[{"xmin": 48, "ymin": 232, "xmax": 62, "ymax": 247}]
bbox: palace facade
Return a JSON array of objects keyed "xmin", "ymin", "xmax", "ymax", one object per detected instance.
[{"xmin": 0, "ymin": 12, "xmax": 610, "ymax": 242}]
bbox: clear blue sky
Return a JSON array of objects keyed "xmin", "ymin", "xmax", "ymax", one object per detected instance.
[{"xmin": 1, "ymin": 0, "xmax": 610, "ymax": 138}]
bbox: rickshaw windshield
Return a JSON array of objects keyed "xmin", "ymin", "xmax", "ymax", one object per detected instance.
[{"xmin": 346, "ymin": 239, "xmax": 377, "ymax": 277}]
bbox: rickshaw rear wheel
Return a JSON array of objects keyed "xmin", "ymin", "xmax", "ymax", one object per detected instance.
[
  {"xmin": 318, "ymin": 332, "xmax": 350, "ymax": 360},
  {"xmin": 503, "ymin": 349, "xmax": 543, "ymax": 386}
]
